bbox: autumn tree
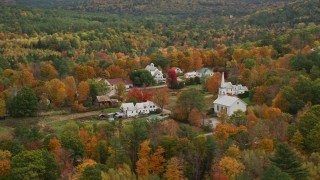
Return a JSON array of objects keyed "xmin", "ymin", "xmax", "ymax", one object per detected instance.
[
  {"xmin": 0, "ymin": 150, "xmax": 11, "ymax": 177},
  {"xmin": 74, "ymin": 64, "xmax": 95, "ymax": 81},
  {"xmin": 106, "ymin": 64, "xmax": 127, "ymax": 79},
  {"xmin": 0, "ymin": 96, "xmax": 6, "ymax": 117},
  {"xmin": 40, "ymin": 63, "xmax": 58, "ymax": 80},
  {"xmin": 219, "ymin": 156, "xmax": 244, "ymax": 180},
  {"xmin": 188, "ymin": 108, "xmax": 203, "ymax": 127},
  {"xmin": 164, "ymin": 157, "xmax": 186, "ymax": 180},
  {"xmin": 207, "ymin": 72, "xmax": 221, "ymax": 94},
  {"xmin": 175, "ymin": 88, "xmax": 207, "ymax": 122},
  {"xmin": 64, "ymin": 76, "xmax": 77, "ymax": 103},
  {"xmin": 48, "ymin": 137, "xmax": 62, "ymax": 154},
  {"xmin": 167, "ymin": 68, "xmax": 178, "ymax": 89},
  {"xmin": 87, "ymin": 78, "xmax": 109, "ymax": 103},
  {"xmin": 115, "ymin": 82, "xmax": 126, "ymax": 99},
  {"xmin": 78, "ymin": 81, "xmax": 90, "ymax": 103},
  {"xmin": 136, "ymin": 140, "xmax": 166, "ymax": 177},
  {"xmin": 101, "ymin": 164, "xmax": 136, "ymax": 180},
  {"xmin": 290, "ymin": 130, "xmax": 303, "ymax": 150},
  {"xmin": 127, "ymin": 87, "xmax": 153, "ymax": 103},
  {"xmin": 153, "ymin": 87, "xmax": 169, "ymax": 111},
  {"xmin": 45, "ymin": 78, "xmax": 67, "ymax": 107}
]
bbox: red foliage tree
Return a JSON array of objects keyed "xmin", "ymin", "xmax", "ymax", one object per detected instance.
[
  {"xmin": 167, "ymin": 69, "xmax": 177, "ymax": 88},
  {"xmin": 127, "ymin": 87, "xmax": 153, "ymax": 103}
]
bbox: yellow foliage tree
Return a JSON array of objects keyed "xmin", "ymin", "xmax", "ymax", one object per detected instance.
[
  {"xmin": 219, "ymin": 156, "xmax": 244, "ymax": 180},
  {"xmin": 136, "ymin": 140, "xmax": 166, "ymax": 177},
  {"xmin": 224, "ymin": 145, "xmax": 241, "ymax": 159}
]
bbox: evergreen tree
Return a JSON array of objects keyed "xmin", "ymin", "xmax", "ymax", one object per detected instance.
[
  {"xmin": 262, "ymin": 166, "xmax": 292, "ymax": 180},
  {"xmin": 9, "ymin": 87, "xmax": 38, "ymax": 117},
  {"xmin": 270, "ymin": 143, "xmax": 308, "ymax": 179}
]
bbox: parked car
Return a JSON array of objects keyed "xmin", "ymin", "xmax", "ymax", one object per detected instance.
[{"xmin": 114, "ymin": 112, "xmax": 125, "ymax": 118}]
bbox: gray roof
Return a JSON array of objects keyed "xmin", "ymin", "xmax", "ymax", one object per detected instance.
[
  {"xmin": 213, "ymin": 96, "xmax": 247, "ymax": 106},
  {"xmin": 197, "ymin": 68, "xmax": 213, "ymax": 74}
]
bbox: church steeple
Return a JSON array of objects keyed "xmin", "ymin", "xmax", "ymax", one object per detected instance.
[{"xmin": 221, "ymin": 72, "xmax": 225, "ymax": 88}]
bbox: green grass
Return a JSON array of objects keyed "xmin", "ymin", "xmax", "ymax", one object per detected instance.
[
  {"xmin": 186, "ymin": 84, "xmax": 203, "ymax": 89},
  {"xmin": 103, "ymin": 108, "xmax": 119, "ymax": 113},
  {"xmin": 0, "ymin": 126, "xmax": 12, "ymax": 138}
]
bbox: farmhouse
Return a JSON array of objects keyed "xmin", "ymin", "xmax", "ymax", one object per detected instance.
[
  {"xmin": 213, "ymin": 96, "xmax": 247, "ymax": 116},
  {"xmin": 120, "ymin": 101, "xmax": 159, "ymax": 118},
  {"xmin": 145, "ymin": 63, "xmax": 165, "ymax": 83},
  {"xmin": 218, "ymin": 72, "xmax": 248, "ymax": 98},
  {"xmin": 120, "ymin": 103, "xmax": 137, "ymax": 117}
]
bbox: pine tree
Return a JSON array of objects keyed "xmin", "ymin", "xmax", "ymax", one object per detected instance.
[
  {"xmin": 270, "ymin": 143, "xmax": 308, "ymax": 179},
  {"xmin": 262, "ymin": 166, "xmax": 292, "ymax": 180}
]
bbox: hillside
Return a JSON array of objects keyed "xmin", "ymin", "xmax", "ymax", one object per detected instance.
[{"xmin": 1, "ymin": 0, "xmax": 295, "ymax": 16}]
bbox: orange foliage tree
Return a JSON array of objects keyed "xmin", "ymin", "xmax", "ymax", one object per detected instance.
[
  {"xmin": 207, "ymin": 72, "xmax": 221, "ymax": 94},
  {"xmin": 164, "ymin": 157, "xmax": 186, "ymax": 180},
  {"xmin": 153, "ymin": 87, "xmax": 169, "ymax": 111},
  {"xmin": 78, "ymin": 81, "xmax": 90, "ymax": 103},
  {"xmin": 219, "ymin": 156, "xmax": 244, "ymax": 180},
  {"xmin": 127, "ymin": 87, "xmax": 153, "ymax": 103},
  {"xmin": 63, "ymin": 76, "xmax": 77, "ymax": 103},
  {"xmin": 136, "ymin": 140, "xmax": 166, "ymax": 177},
  {"xmin": 0, "ymin": 150, "xmax": 11, "ymax": 177},
  {"xmin": 74, "ymin": 65, "xmax": 95, "ymax": 81},
  {"xmin": 106, "ymin": 64, "xmax": 128, "ymax": 79},
  {"xmin": 188, "ymin": 108, "xmax": 203, "ymax": 127}
]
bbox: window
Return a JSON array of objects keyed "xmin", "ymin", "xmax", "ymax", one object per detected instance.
[
  {"xmin": 237, "ymin": 102, "xmax": 239, "ymax": 104},
  {"xmin": 217, "ymin": 105, "xmax": 220, "ymax": 111}
]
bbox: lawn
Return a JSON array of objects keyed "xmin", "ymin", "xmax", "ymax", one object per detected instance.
[
  {"xmin": 0, "ymin": 126, "xmax": 12, "ymax": 138},
  {"xmin": 103, "ymin": 108, "xmax": 119, "ymax": 113}
]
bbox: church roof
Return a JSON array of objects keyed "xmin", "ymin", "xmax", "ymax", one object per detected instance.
[{"xmin": 213, "ymin": 96, "xmax": 247, "ymax": 106}]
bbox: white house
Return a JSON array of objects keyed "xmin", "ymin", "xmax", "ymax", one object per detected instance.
[
  {"xmin": 135, "ymin": 101, "xmax": 158, "ymax": 115},
  {"xmin": 145, "ymin": 63, "xmax": 165, "ymax": 83},
  {"xmin": 213, "ymin": 96, "xmax": 247, "ymax": 116},
  {"xmin": 120, "ymin": 101, "xmax": 159, "ymax": 118},
  {"xmin": 218, "ymin": 72, "xmax": 248, "ymax": 98},
  {"xmin": 120, "ymin": 103, "xmax": 137, "ymax": 117},
  {"xmin": 184, "ymin": 71, "xmax": 198, "ymax": 78},
  {"xmin": 196, "ymin": 68, "xmax": 214, "ymax": 77}
]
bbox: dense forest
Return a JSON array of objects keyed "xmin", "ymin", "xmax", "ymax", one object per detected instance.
[{"xmin": 0, "ymin": 0, "xmax": 319, "ymax": 179}]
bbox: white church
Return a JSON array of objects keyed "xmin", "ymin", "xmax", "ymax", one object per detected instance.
[
  {"xmin": 213, "ymin": 72, "xmax": 247, "ymax": 116},
  {"xmin": 145, "ymin": 63, "xmax": 165, "ymax": 83}
]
